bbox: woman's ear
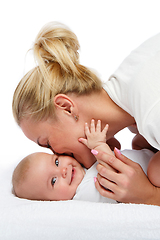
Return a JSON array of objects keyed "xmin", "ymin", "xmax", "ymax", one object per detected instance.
[{"xmin": 54, "ymin": 94, "xmax": 74, "ymax": 115}]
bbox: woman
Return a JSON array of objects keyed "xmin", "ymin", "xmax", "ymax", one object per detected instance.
[{"xmin": 12, "ymin": 22, "xmax": 160, "ymax": 205}]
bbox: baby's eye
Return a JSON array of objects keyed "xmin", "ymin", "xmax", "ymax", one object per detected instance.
[
  {"xmin": 55, "ymin": 158, "xmax": 59, "ymax": 167},
  {"xmin": 51, "ymin": 177, "xmax": 57, "ymax": 186}
]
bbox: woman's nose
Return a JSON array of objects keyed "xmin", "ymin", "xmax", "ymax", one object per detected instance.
[{"xmin": 61, "ymin": 167, "xmax": 67, "ymax": 178}]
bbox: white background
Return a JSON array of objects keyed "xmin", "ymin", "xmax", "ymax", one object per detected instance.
[{"xmin": 1, "ymin": 0, "xmax": 160, "ymax": 168}]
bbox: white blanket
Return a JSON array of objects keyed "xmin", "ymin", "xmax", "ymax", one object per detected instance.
[{"xmin": 1, "ymin": 151, "xmax": 160, "ymax": 240}]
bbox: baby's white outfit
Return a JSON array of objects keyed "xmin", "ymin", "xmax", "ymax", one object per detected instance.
[
  {"xmin": 73, "ymin": 161, "xmax": 116, "ymax": 203},
  {"xmin": 73, "ymin": 149, "xmax": 154, "ymax": 203}
]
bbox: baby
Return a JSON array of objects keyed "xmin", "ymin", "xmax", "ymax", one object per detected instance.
[{"xmin": 12, "ymin": 120, "xmax": 154, "ymax": 203}]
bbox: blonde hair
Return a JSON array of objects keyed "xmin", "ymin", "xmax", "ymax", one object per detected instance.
[{"xmin": 12, "ymin": 22, "xmax": 102, "ymax": 125}]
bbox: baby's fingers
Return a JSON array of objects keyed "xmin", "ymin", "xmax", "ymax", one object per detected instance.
[
  {"xmin": 102, "ymin": 123, "xmax": 109, "ymax": 135},
  {"xmin": 79, "ymin": 137, "xmax": 88, "ymax": 147},
  {"xmin": 90, "ymin": 119, "xmax": 96, "ymax": 133},
  {"xmin": 84, "ymin": 122, "xmax": 90, "ymax": 136},
  {"xmin": 95, "ymin": 119, "xmax": 101, "ymax": 132}
]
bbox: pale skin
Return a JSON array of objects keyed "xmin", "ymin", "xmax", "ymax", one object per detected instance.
[
  {"xmin": 128, "ymin": 124, "xmax": 160, "ymax": 186},
  {"xmin": 15, "ymin": 120, "xmax": 113, "ymax": 201},
  {"xmin": 79, "ymin": 119, "xmax": 116, "ymax": 172},
  {"xmin": 21, "ymin": 90, "xmax": 134, "ymax": 168},
  {"xmin": 15, "ymin": 152, "xmax": 85, "ymax": 201},
  {"xmin": 20, "ymin": 89, "xmax": 160, "ymax": 205},
  {"xmin": 79, "ymin": 120, "xmax": 114, "ymax": 155},
  {"xmin": 92, "ymin": 149, "xmax": 160, "ymax": 205}
]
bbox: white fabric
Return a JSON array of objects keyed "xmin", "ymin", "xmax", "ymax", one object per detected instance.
[
  {"xmin": 73, "ymin": 162, "xmax": 116, "ymax": 203},
  {"xmin": 0, "ymin": 149, "xmax": 159, "ymax": 240},
  {"xmin": 104, "ymin": 32, "xmax": 160, "ymax": 150},
  {"xmin": 2, "ymin": 32, "xmax": 160, "ymax": 239},
  {"xmin": 121, "ymin": 148, "xmax": 154, "ymax": 175},
  {"xmin": 73, "ymin": 149, "xmax": 153, "ymax": 203}
]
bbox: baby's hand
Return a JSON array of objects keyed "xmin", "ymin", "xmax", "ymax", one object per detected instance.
[{"xmin": 79, "ymin": 119, "xmax": 108, "ymax": 150}]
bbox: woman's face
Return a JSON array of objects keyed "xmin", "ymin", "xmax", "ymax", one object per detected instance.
[{"xmin": 20, "ymin": 116, "xmax": 96, "ymax": 168}]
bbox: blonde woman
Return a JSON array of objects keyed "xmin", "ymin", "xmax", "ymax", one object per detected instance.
[{"xmin": 12, "ymin": 22, "xmax": 160, "ymax": 205}]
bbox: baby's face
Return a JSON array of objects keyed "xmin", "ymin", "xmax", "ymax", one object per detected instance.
[{"xmin": 20, "ymin": 152, "xmax": 85, "ymax": 201}]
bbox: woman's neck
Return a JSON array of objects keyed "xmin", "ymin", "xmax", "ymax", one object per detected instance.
[
  {"xmin": 70, "ymin": 89, "xmax": 135, "ymax": 139},
  {"xmin": 90, "ymin": 89, "xmax": 135, "ymax": 138}
]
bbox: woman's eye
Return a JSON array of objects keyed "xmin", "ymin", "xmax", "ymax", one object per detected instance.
[
  {"xmin": 55, "ymin": 158, "xmax": 59, "ymax": 167},
  {"xmin": 47, "ymin": 141, "xmax": 51, "ymax": 148},
  {"xmin": 51, "ymin": 177, "xmax": 57, "ymax": 186}
]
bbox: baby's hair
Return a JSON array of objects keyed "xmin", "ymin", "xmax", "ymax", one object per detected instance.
[
  {"xmin": 12, "ymin": 22, "xmax": 102, "ymax": 125},
  {"xmin": 12, "ymin": 155, "xmax": 32, "ymax": 197}
]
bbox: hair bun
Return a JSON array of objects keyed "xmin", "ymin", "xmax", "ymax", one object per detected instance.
[{"xmin": 34, "ymin": 22, "xmax": 80, "ymax": 75}]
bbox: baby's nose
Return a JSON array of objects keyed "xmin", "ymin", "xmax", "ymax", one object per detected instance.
[{"xmin": 61, "ymin": 167, "xmax": 67, "ymax": 178}]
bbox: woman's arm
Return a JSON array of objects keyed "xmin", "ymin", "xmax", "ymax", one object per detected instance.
[
  {"xmin": 128, "ymin": 124, "xmax": 158, "ymax": 153},
  {"xmin": 147, "ymin": 151, "xmax": 160, "ymax": 187},
  {"xmin": 132, "ymin": 133, "xmax": 158, "ymax": 153},
  {"xmin": 93, "ymin": 148, "xmax": 160, "ymax": 205}
]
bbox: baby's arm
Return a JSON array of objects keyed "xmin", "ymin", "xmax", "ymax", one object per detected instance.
[{"xmin": 79, "ymin": 119, "xmax": 114, "ymax": 157}]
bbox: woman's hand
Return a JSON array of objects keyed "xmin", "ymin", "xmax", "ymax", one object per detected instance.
[{"xmin": 93, "ymin": 148, "xmax": 160, "ymax": 205}]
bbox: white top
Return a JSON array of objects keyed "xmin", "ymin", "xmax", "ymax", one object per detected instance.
[
  {"xmin": 73, "ymin": 149, "xmax": 154, "ymax": 203},
  {"xmin": 73, "ymin": 162, "xmax": 116, "ymax": 203},
  {"xmin": 104, "ymin": 32, "xmax": 160, "ymax": 150}
]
